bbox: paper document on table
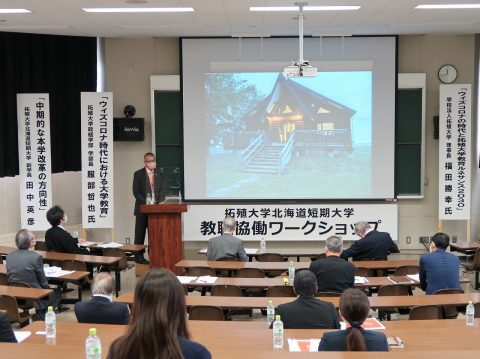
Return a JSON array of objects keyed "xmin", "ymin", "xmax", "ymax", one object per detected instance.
[
  {"xmin": 44, "ymin": 266, "xmax": 74, "ymax": 278},
  {"xmin": 406, "ymin": 274, "xmax": 420, "ymax": 282},
  {"xmin": 287, "ymin": 338, "xmax": 321, "ymax": 352},
  {"xmin": 245, "ymin": 248, "xmax": 259, "ymax": 255},
  {"xmin": 196, "ymin": 276, "xmax": 218, "ymax": 284},
  {"xmin": 14, "ymin": 331, "xmax": 31, "ymax": 343},
  {"xmin": 97, "ymin": 242, "xmax": 124, "ymax": 248},
  {"xmin": 79, "ymin": 241, "xmax": 98, "ymax": 247},
  {"xmin": 341, "ymin": 317, "xmax": 385, "ymax": 330},
  {"xmin": 354, "ymin": 276, "xmax": 368, "ymax": 284},
  {"xmin": 177, "ymin": 276, "xmax": 198, "ymax": 284}
]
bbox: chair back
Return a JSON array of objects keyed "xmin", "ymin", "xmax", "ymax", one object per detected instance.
[
  {"xmin": 211, "ymin": 285, "xmax": 242, "ymax": 297},
  {"xmin": 355, "ymin": 267, "xmax": 371, "ymax": 277},
  {"xmin": 189, "ymin": 305, "xmax": 224, "ymax": 321},
  {"xmin": 258, "ymin": 253, "xmax": 284, "ymax": 262},
  {"xmin": 0, "ymin": 295, "xmax": 31, "ymax": 325},
  {"xmin": 0, "ymin": 255, "xmax": 3, "ymax": 264},
  {"xmin": 266, "ymin": 285, "xmax": 296, "ymax": 297},
  {"xmin": 394, "ymin": 265, "xmax": 420, "ymax": 276},
  {"xmin": 474, "ymin": 302, "xmax": 480, "ymax": 318},
  {"xmin": 316, "ymin": 291, "xmax": 342, "ymax": 297},
  {"xmin": 236, "ymin": 268, "xmax": 265, "ymax": 278},
  {"xmin": 473, "ymin": 249, "xmax": 480, "ymax": 268},
  {"xmin": 378, "ymin": 284, "xmax": 409, "ymax": 296},
  {"xmin": 433, "ymin": 288, "xmax": 464, "ymax": 319},
  {"xmin": 312, "ymin": 253, "xmax": 326, "ymax": 261},
  {"xmin": 0, "ymin": 273, "xmax": 8, "ymax": 285},
  {"xmin": 186, "ymin": 266, "xmax": 216, "ymax": 277},
  {"xmin": 61, "ymin": 259, "xmax": 88, "ymax": 272},
  {"xmin": 35, "ymin": 241, "xmax": 49, "ymax": 251},
  {"xmin": 409, "ymin": 305, "xmax": 444, "ymax": 320},
  {"xmin": 103, "ymin": 248, "xmax": 131, "ymax": 270}
]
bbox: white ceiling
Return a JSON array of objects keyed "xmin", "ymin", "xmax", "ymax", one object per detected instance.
[{"xmin": 0, "ymin": 0, "xmax": 480, "ymax": 38}]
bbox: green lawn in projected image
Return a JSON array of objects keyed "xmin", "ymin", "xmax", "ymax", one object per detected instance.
[{"xmin": 206, "ymin": 146, "xmax": 371, "ymax": 198}]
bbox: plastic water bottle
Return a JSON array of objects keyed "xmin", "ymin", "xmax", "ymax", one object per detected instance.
[
  {"xmin": 85, "ymin": 328, "xmax": 102, "ymax": 359},
  {"xmin": 260, "ymin": 237, "xmax": 267, "ymax": 253},
  {"xmin": 45, "ymin": 306, "xmax": 56, "ymax": 339},
  {"xmin": 288, "ymin": 261, "xmax": 295, "ymax": 285},
  {"xmin": 146, "ymin": 193, "xmax": 152, "ymax": 205},
  {"xmin": 466, "ymin": 301, "xmax": 475, "ymax": 327},
  {"xmin": 267, "ymin": 300, "xmax": 275, "ymax": 326},
  {"xmin": 272, "ymin": 315, "xmax": 284, "ymax": 350}
]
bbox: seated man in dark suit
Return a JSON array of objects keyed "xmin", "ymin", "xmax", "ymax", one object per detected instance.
[
  {"xmin": 207, "ymin": 216, "xmax": 248, "ymax": 262},
  {"xmin": 419, "ymin": 232, "xmax": 461, "ymax": 295},
  {"xmin": 274, "ymin": 270, "xmax": 340, "ymax": 329},
  {"xmin": 0, "ymin": 312, "xmax": 17, "ymax": 343},
  {"xmin": 6, "ymin": 229, "xmax": 62, "ymax": 320},
  {"xmin": 45, "ymin": 205, "xmax": 90, "ymax": 255},
  {"xmin": 75, "ymin": 272, "xmax": 130, "ymax": 325},
  {"xmin": 341, "ymin": 221, "xmax": 399, "ymax": 261},
  {"xmin": 310, "ymin": 235, "xmax": 355, "ymax": 293}
]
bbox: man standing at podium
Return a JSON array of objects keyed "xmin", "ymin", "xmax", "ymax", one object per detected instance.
[{"xmin": 132, "ymin": 152, "xmax": 164, "ymax": 264}]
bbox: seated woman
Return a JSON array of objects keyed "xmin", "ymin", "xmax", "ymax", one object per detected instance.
[
  {"xmin": 318, "ymin": 288, "xmax": 389, "ymax": 352},
  {"xmin": 107, "ymin": 269, "xmax": 211, "ymax": 359},
  {"xmin": 0, "ymin": 312, "xmax": 17, "ymax": 343},
  {"xmin": 45, "ymin": 205, "xmax": 90, "ymax": 255}
]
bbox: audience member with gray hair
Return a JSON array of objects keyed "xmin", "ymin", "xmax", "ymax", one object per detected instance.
[
  {"xmin": 309, "ymin": 235, "xmax": 355, "ymax": 293},
  {"xmin": 274, "ymin": 270, "xmax": 340, "ymax": 329},
  {"xmin": 341, "ymin": 221, "xmax": 399, "ymax": 261},
  {"xmin": 207, "ymin": 216, "xmax": 248, "ymax": 261},
  {"xmin": 6, "ymin": 229, "xmax": 62, "ymax": 320},
  {"xmin": 74, "ymin": 272, "xmax": 130, "ymax": 325}
]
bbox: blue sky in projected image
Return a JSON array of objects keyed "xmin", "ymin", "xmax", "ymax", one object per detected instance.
[{"xmin": 236, "ymin": 72, "xmax": 372, "ymax": 144}]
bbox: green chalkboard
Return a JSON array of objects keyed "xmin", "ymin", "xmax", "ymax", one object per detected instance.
[
  {"xmin": 396, "ymin": 89, "xmax": 422, "ymax": 195},
  {"xmin": 154, "ymin": 90, "xmax": 183, "ymax": 195}
]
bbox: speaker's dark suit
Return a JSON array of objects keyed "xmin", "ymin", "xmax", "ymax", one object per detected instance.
[
  {"xmin": 419, "ymin": 249, "xmax": 461, "ymax": 294},
  {"xmin": 45, "ymin": 226, "xmax": 90, "ymax": 255},
  {"xmin": 275, "ymin": 296, "xmax": 340, "ymax": 329},
  {"xmin": 74, "ymin": 295, "xmax": 130, "ymax": 325},
  {"xmin": 341, "ymin": 230, "xmax": 399, "ymax": 261},
  {"xmin": 132, "ymin": 167, "xmax": 164, "ymax": 245},
  {"xmin": 309, "ymin": 256, "xmax": 355, "ymax": 293},
  {"xmin": 318, "ymin": 328, "xmax": 389, "ymax": 351},
  {"xmin": 0, "ymin": 312, "xmax": 17, "ymax": 343}
]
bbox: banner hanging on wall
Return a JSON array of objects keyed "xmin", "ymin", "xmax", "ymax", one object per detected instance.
[
  {"xmin": 81, "ymin": 92, "xmax": 114, "ymax": 228},
  {"xmin": 17, "ymin": 94, "xmax": 53, "ymax": 230},
  {"xmin": 183, "ymin": 204, "xmax": 398, "ymax": 241},
  {"xmin": 438, "ymin": 84, "xmax": 471, "ymax": 220}
]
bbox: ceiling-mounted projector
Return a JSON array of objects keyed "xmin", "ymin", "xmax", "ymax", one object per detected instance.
[
  {"xmin": 284, "ymin": 2, "xmax": 317, "ymax": 78},
  {"xmin": 284, "ymin": 60, "xmax": 317, "ymax": 77}
]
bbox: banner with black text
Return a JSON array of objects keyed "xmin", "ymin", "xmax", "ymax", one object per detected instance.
[
  {"xmin": 81, "ymin": 92, "xmax": 114, "ymax": 228},
  {"xmin": 17, "ymin": 94, "xmax": 53, "ymax": 230}
]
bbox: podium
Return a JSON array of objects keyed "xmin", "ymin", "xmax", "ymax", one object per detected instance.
[{"xmin": 140, "ymin": 203, "xmax": 188, "ymax": 273}]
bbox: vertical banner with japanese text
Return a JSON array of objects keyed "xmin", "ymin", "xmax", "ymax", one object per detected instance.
[
  {"xmin": 81, "ymin": 92, "xmax": 114, "ymax": 228},
  {"xmin": 17, "ymin": 94, "xmax": 53, "ymax": 230},
  {"xmin": 439, "ymin": 84, "xmax": 471, "ymax": 220}
]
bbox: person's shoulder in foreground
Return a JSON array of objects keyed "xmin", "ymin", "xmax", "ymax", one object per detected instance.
[
  {"xmin": 179, "ymin": 337, "xmax": 212, "ymax": 359},
  {"xmin": 0, "ymin": 312, "xmax": 17, "ymax": 343}
]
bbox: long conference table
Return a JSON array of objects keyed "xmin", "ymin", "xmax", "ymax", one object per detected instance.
[
  {"xmin": 1, "ymin": 319, "xmax": 478, "ymax": 358},
  {"xmin": 0, "ymin": 285, "xmax": 52, "ymax": 300},
  {"xmin": 115, "ymin": 292, "xmax": 480, "ymax": 310},
  {"xmin": 176, "ymin": 259, "xmax": 420, "ymax": 271},
  {"xmin": 175, "ymin": 275, "xmax": 469, "ymax": 291}
]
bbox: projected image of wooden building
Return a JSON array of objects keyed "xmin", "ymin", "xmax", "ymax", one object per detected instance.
[{"xmin": 239, "ymin": 73, "xmax": 356, "ymax": 174}]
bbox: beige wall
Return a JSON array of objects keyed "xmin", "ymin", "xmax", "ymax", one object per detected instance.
[{"xmin": 1, "ymin": 35, "xmax": 478, "ymax": 257}]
